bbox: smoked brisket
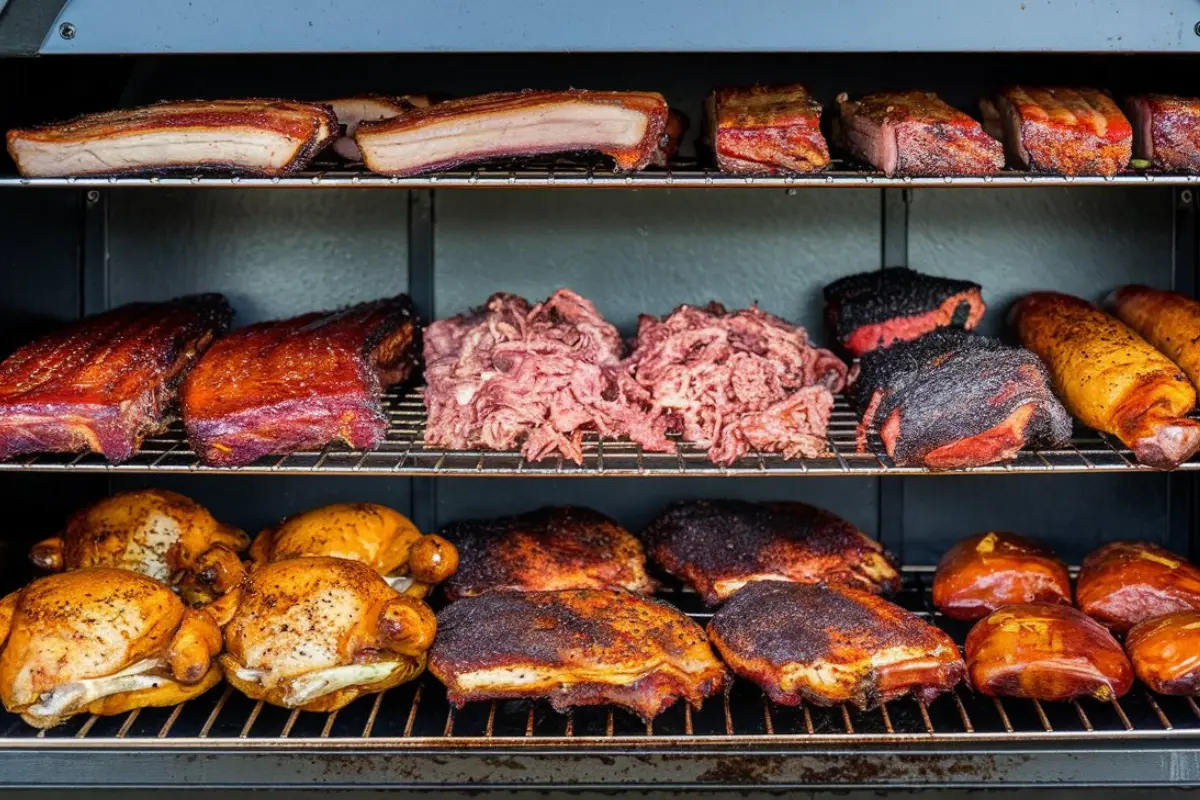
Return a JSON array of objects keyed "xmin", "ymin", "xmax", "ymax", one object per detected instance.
[
  {"xmin": 1126, "ymin": 94, "xmax": 1200, "ymax": 173},
  {"xmin": 705, "ymin": 84, "xmax": 830, "ymax": 175}
]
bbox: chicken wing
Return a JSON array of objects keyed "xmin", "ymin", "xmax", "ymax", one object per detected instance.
[
  {"xmin": 707, "ymin": 581, "xmax": 963, "ymax": 709},
  {"xmin": 220, "ymin": 556, "xmax": 435, "ymax": 712},
  {"xmin": 439, "ymin": 506, "xmax": 653, "ymax": 601},
  {"xmin": 932, "ymin": 532, "xmax": 1071, "ymax": 621},
  {"xmin": 29, "ymin": 489, "xmax": 248, "ymax": 606},
  {"xmin": 965, "ymin": 603, "xmax": 1133, "ymax": 701},
  {"xmin": 0, "ymin": 568, "xmax": 222, "ymax": 728},
  {"xmin": 250, "ymin": 503, "xmax": 457, "ymax": 598},
  {"xmin": 1012, "ymin": 291, "xmax": 1200, "ymax": 469},
  {"xmin": 642, "ymin": 500, "xmax": 899, "ymax": 606},
  {"xmin": 1076, "ymin": 541, "xmax": 1200, "ymax": 633},
  {"xmin": 429, "ymin": 589, "xmax": 726, "ymax": 720},
  {"xmin": 1126, "ymin": 611, "xmax": 1200, "ymax": 695}
]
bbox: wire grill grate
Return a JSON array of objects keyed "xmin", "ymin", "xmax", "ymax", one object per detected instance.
[
  {"xmin": 1, "ymin": 388, "xmax": 1194, "ymax": 476},
  {"xmin": 1, "ymin": 573, "xmax": 1197, "ymax": 747}
]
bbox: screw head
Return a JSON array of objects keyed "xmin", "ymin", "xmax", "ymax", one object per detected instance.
[
  {"xmin": 85, "ymin": 190, "xmax": 99, "ymax": 203},
  {"xmin": 1194, "ymin": 20, "xmax": 1200, "ymax": 36},
  {"xmin": 1182, "ymin": 190, "xmax": 1194, "ymax": 204},
  {"xmin": 58, "ymin": 22, "xmax": 75, "ymax": 40}
]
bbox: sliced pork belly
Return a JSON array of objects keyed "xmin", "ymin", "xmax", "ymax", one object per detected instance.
[
  {"xmin": 981, "ymin": 86, "xmax": 1132, "ymax": 176},
  {"xmin": 854, "ymin": 330, "xmax": 1072, "ymax": 470},
  {"xmin": 7, "ymin": 99, "xmax": 338, "ymax": 178},
  {"xmin": 834, "ymin": 90, "xmax": 1003, "ymax": 177},
  {"xmin": 651, "ymin": 109, "xmax": 688, "ymax": 168},
  {"xmin": 824, "ymin": 267, "xmax": 986, "ymax": 357},
  {"xmin": 326, "ymin": 95, "xmax": 430, "ymax": 161},
  {"xmin": 1126, "ymin": 94, "xmax": 1200, "ymax": 173},
  {"xmin": 705, "ymin": 84, "xmax": 830, "ymax": 175},
  {"xmin": 355, "ymin": 90, "xmax": 669, "ymax": 176}
]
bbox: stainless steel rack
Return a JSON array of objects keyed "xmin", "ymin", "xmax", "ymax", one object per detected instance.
[
  {"xmin": 2, "ymin": 388, "xmax": 1191, "ymax": 476},
  {"xmin": 4, "ymin": 164, "xmax": 1200, "ymax": 189},
  {"xmin": 0, "ymin": 573, "xmax": 1196, "ymax": 788}
]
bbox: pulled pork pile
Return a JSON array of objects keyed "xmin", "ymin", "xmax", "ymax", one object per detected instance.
[
  {"xmin": 623, "ymin": 302, "xmax": 849, "ymax": 465},
  {"xmin": 422, "ymin": 289, "xmax": 665, "ymax": 463}
]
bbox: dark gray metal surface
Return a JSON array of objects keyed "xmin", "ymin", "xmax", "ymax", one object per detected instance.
[
  {"xmin": 0, "ymin": 0, "xmax": 65, "ymax": 56},
  {"xmin": 36, "ymin": 0, "xmax": 1200, "ymax": 55}
]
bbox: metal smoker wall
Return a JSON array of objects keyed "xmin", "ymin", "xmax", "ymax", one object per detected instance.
[{"xmin": 92, "ymin": 184, "xmax": 1182, "ymax": 565}]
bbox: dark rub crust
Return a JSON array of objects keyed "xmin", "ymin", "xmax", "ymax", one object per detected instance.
[
  {"xmin": 641, "ymin": 500, "xmax": 899, "ymax": 605},
  {"xmin": 823, "ymin": 267, "xmax": 982, "ymax": 348}
]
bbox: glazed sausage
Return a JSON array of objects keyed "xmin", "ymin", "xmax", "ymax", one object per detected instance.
[
  {"xmin": 1011, "ymin": 291, "xmax": 1200, "ymax": 468},
  {"xmin": 1107, "ymin": 285, "xmax": 1200, "ymax": 390}
]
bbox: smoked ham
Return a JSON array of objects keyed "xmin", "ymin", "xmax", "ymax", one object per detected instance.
[
  {"xmin": 1076, "ymin": 541, "xmax": 1200, "ymax": 633},
  {"xmin": 1126, "ymin": 611, "xmax": 1200, "ymax": 695},
  {"xmin": 932, "ymin": 531, "xmax": 1071, "ymax": 621}
]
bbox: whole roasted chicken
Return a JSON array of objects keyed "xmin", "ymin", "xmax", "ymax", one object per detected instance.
[
  {"xmin": 965, "ymin": 603, "xmax": 1133, "ymax": 701},
  {"xmin": 707, "ymin": 581, "xmax": 964, "ymax": 709},
  {"xmin": 1076, "ymin": 541, "xmax": 1200, "ymax": 633},
  {"xmin": 29, "ymin": 489, "xmax": 249, "ymax": 605},
  {"xmin": 250, "ymin": 503, "xmax": 457, "ymax": 598},
  {"xmin": 220, "ymin": 557, "xmax": 435, "ymax": 711},
  {"xmin": 1125, "ymin": 611, "xmax": 1200, "ymax": 695},
  {"xmin": 932, "ymin": 532, "xmax": 1071, "ymax": 621},
  {"xmin": 0, "ymin": 568, "xmax": 223, "ymax": 728}
]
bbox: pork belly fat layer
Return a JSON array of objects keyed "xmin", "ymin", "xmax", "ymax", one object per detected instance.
[{"xmin": 983, "ymin": 87, "xmax": 1133, "ymax": 175}]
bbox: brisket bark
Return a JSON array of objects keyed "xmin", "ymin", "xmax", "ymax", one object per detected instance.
[
  {"xmin": 182, "ymin": 297, "xmax": 416, "ymax": 467},
  {"xmin": 1125, "ymin": 94, "xmax": 1200, "ymax": 173},
  {"xmin": 854, "ymin": 330, "xmax": 1072, "ymax": 469},
  {"xmin": 8, "ymin": 100, "xmax": 338, "ymax": 178},
  {"xmin": 824, "ymin": 267, "xmax": 986, "ymax": 357},
  {"xmin": 0, "ymin": 295, "xmax": 232, "ymax": 463}
]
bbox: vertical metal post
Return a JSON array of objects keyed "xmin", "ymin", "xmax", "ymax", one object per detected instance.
[
  {"xmin": 80, "ymin": 189, "xmax": 108, "ymax": 315},
  {"xmin": 408, "ymin": 190, "xmax": 438, "ymax": 533},
  {"xmin": 878, "ymin": 188, "xmax": 910, "ymax": 560},
  {"xmin": 1170, "ymin": 187, "xmax": 1197, "ymax": 558}
]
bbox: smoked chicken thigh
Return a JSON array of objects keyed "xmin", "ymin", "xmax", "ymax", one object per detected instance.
[
  {"xmin": 1076, "ymin": 541, "xmax": 1200, "ymax": 633},
  {"xmin": 221, "ymin": 557, "xmax": 435, "ymax": 712},
  {"xmin": 430, "ymin": 589, "xmax": 725, "ymax": 720},
  {"xmin": 0, "ymin": 568, "xmax": 223, "ymax": 728},
  {"xmin": 965, "ymin": 603, "xmax": 1133, "ymax": 701},
  {"xmin": 932, "ymin": 532, "xmax": 1071, "ymax": 621},
  {"xmin": 250, "ymin": 502, "xmax": 457, "ymax": 598},
  {"xmin": 708, "ymin": 581, "xmax": 963, "ymax": 709},
  {"xmin": 29, "ymin": 489, "xmax": 249, "ymax": 606}
]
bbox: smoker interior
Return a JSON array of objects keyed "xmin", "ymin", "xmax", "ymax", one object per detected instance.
[{"xmin": 0, "ymin": 52, "xmax": 1197, "ymax": 789}]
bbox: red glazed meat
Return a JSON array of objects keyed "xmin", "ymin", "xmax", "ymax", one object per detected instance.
[
  {"xmin": 1076, "ymin": 541, "xmax": 1200, "ymax": 633},
  {"xmin": 182, "ymin": 296, "xmax": 416, "ymax": 466},
  {"xmin": 965, "ymin": 603, "xmax": 1133, "ymax": 701},
  {"xmin": 932, "ymin": 532, "xmax": 1071, "ymax": 621},
  {"xmin": 981, "ymin": 86, "xmax": 1132, "ymax": 176},
  {"xmin": 1125, "ymin": 611, "xmax": 1200, "ymax": 695},
  {"xmin": 1126, "ymin": 95, "xmax": 1200, "ymax": 173},
  {"xmin": 706, "ymin": 84, "xmax": 830, "ymax": 175},
  {"xmin": 0, "ymin": 295, "xmax": 231, "ymax": 463}
]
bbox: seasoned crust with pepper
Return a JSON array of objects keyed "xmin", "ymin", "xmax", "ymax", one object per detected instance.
[
  {"xmin": 440, "ymin": 506, "xmax": 652, "ymax": 600},
  {"xmin": 708, "ymin": 581, "xmax": 963, "ymax": 709},
  {"xmin": 429, "ymin": 589, "xmax": 726, "ymax": 720},
  {"xmin": 642, "ymin": 500, "xmax": 898, "ymax": 606}
]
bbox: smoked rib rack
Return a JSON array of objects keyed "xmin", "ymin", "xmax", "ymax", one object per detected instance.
[{"xmin": 1, "ymin": 388, "xmax": 1194, "ymax": 475}]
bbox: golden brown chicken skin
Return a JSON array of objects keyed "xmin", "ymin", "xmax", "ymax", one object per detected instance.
[
  {"xmin": 707, "ymin": 581, "xmax": 963, "ymax": 709},
  {"xmin": 28, "ymin": 489, "xmax": 248, "ymax": 606},
  {"xmin": 250, "ymin": 503, "xmax": 456, "ymax": 598},
  {"xmin": 1011, "ymin": 291, "xmax": 1200, "ymax": 469},
  {"xmin": 1126, "ymin": 611, "xmax": 1200, "ymax": 695},
  {"xmin": 1107, "ymin": 285, "xmax": 1200, "ymax": 391},
  {"xmin": 0, "ymin": 568, "xmax": 222, "ymax": 728},
  {"xmin": 965, "ymin": 603, "xmax": 1133, "ymax": 701},
  {"xmin": 1076, "ymin": 541, "xmax": 1200, "ymax": 633},
  {"xmin": 220, "ymin": 556, "xmax": 435, "ymax": 712},
  {"xmin": 643, "ymin": 500, "xmax": 899, "ymax": 606},
  {"xmin": 932, "ymin": 532, "xmax": 1071, "ymax": 621},
  {"xmin": 439, "ymin": 507, "xmax": 653, "ymax": 601},
  {"xmin": 429, "ymin": 589, "xmax": 725, "ymax": 720}
]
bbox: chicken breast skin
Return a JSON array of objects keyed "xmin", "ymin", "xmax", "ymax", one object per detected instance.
[
  {"xmin": 932, "ymin": 531, "xmax": 1071, "ymax": 621},
  {"xmin": 221, "ymin": 557, "xmax": 436, "ymax": 712},
  {"xmin": 1012, "ymin": 291, "xmax": 1200, "ymax": 469},
  {"xmin": 30, "ymin": 489, "xmax": 249, "ymax": 606},
  {"xmin": 708, "ymin": 581, "xmax": 964, "ymax": 709},
  {"xmin": 1107, "ymin": 285, "xmax": 1200, "ymax": 392},
  {"xmin": 1076, "ymin": 541, "xmax": 1200, "ymax": 633},
  {"xmin": 440, "ymin": 506, "xmax": 653, "ymax": 601},
  {"xmin": 642, "ymin": 500, "xmax": 899, "ymax": 606},
  {"xmin": 965, "ymin": 603, "xmax": 1133, "ymax": 701},
  {"xmin": 0, "ymin": 568, "xmax": 222, "ymax": 728},
  {"xmin": 1126, "ymin": 611, "xmax": 1200, "ymax": 695},
  {"xmin": 251, "ymin": 502, "xmax": 457, "ymax": 598},
  {"xmin": 430, "ymin": 589, "xmax": 726, "ymax": 720}
]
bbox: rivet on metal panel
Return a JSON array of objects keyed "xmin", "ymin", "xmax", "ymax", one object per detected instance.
[
  {"xmin": 85, "ymin": 190, "xmax": 100, "ymax": 204},
  {"xmin": 1194, "ymin": 21, "xmax": 1200, "ymax": 36},
  {"xmin": 58, "ymin": 22, "xmax": 76, "ymax": 40},
  {"xmin": 1181, "ymin": 190, "xmax": 1193, "ymax": 205}
]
